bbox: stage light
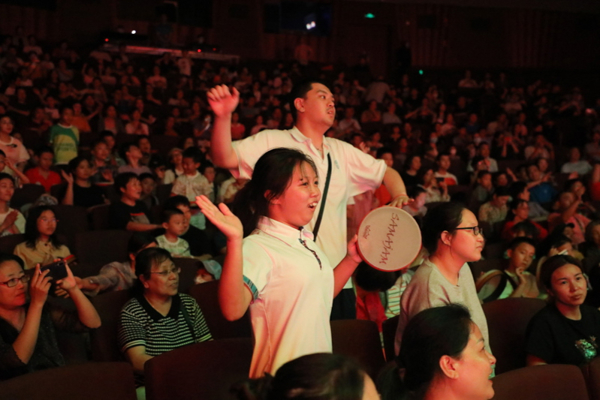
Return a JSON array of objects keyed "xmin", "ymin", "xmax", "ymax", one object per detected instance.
[
  {"xmin": 104, "ymin": 38, "xmax": 109, "ymax": 42},
  {"xmin": 365, "ymin": 13, "xmax": 375, "ymax": 19},
  {"xmin": 419, "ymin": 69, "xmax": 424, "ymax": 75},
  {"xmin": 131, "ymin": 30, "xmax": 136, "ymax": 35},
  {"xmin": 306, "ymin": 20, "xmax": 316, "ymax": 30}
]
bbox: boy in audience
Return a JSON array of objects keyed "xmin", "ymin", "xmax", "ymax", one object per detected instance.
[
  {"xmin": 117, "ymin": 143, "xmax": 152, "ymax": 176},
  {"xmin": 139, "ymin": 172, "xmax": 159, "ymax": 209},
  {"xmin": 0, "ymin": 150, "xmax": 30, "ymax": 187},
  {"xmin": 25, "ymin": 147, "xmax": 61, "ymax": 192},
  {"xmin": 163, "ymin": 195, "xmax": 216, "ymax": 258},
  {"xmin": 470, "ymin": 170, "xmax": 494, "ymax": 203},
  {"xmin": 75, "ymin": 232, "xmax": 157, "ymax": 296},
  {"xmin": 156, "ymin": 208, "xmax": 191, "ymax": 257},
  {"xmin": 90, "ymin": 139, "xmax": 115, "ymax": 184},
  {"xmin": 478, "ymin": 186, "xmax": 510, "ymax": 224},
  {"xmin": 434, "ymin": 153, "xmax": 458, "ymax": 185},
  {"xmin": 109, "ymin": 172, "xmax": 160, "ymax": 232},
  {"xmin": 49, "ymin": 105, "xmax": 79, "ymax": 166},
  {"xmin": 171, "ymin": 147, "xmax": 211, "ymax": 229}
]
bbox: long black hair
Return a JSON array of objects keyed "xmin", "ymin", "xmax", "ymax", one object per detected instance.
[
  {"xmin": 232, "ymin": 353, "xmax": 366, "ymax": 400},
  {"xmin": 24, "ymin": 205, "xmax": 62, "ymax": 249},
  {"xmin": 231, "ymin": 148, "xmax": 318, "ymax": 237},
  {"xmin": 421, "ymin": 202, "xmax": 465, "ymax": 254}
]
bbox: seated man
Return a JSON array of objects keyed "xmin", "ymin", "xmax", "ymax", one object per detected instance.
[
  {"xmin": 433, "ymin": 153, "xmax": 458, "ymax": 186},
  {"xmin": 477, "ymin": 237, "xmax": 540, "ymax": 302},
  {"xmin": 527, "ymin": 164, "xmax": 557, "ymax": 207},
  {"xmin": 478, "ymin": 186, "xmax": 510, "ymax": 225},
  {"xmin": 118, "ymin": 247, "xmax": 212, "ymax": 385},
  {"xmin": 109, "ymin": 172, "xmax": 161, "ymax": 232},
  {"xmin": 76, "ymin": 232, "xmax": 157, "ymax": 296}
]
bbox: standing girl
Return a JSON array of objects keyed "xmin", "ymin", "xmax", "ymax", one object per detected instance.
[{"xmin": 196, "ymin": 148, "xmax": 361, "ymax": 378}]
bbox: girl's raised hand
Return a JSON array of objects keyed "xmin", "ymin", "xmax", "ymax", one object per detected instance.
[{"xmin": 196, "ymin": 195, "xmax": 243, "ymax": 240}]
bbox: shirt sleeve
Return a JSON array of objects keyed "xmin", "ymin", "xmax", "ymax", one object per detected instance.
[
  {"xmin": 525, "ymin": 310, "xmax": 555, "ymax": 363},
  {"xmin": 118, "ymin": 301, "xmax": 146, "ymax": 352},
  {"xmin": 232, "ymin": 131, "xmax": 273, "ymax": 179},
  {"xmin": 16, "ymin": 140, "xmax": 29, "ymax": 163},
  {"xmin": 336, "ymin": 140, "xmax": 387, "ymax": 198},
  {"xmin": 109, "ymin": 203, "xmax": 131, "ymax": 230},
  {"xmin": 171, "ymin": 177, "xmax": 185, "ymax": 196},
  {"xmin": 241, "ymin": 238, "xmax": 274, "ymax": 300}
]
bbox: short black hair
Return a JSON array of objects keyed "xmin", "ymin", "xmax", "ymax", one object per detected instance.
[
  {"xmin": 289, "ymin": 79, "xmax": 328, "ymax": 121},
  {"xmin": 163, "ymin": 195, "xmax": 190, "ymax": 210},
  {"xmin": 119, "ymin": 142, "xmax": 138, "ymax": 161},
  {"xmin": 507, "ymin": 236, "xmax": 536, "ymax": 251},
  {"xmin": 161, "ymin": 207, "xmax": 184, "ymax": 224},
  {"xmin": 182, "ymin": 147, "xmax": 203, "ymax": 164},
  {"xmin": 114, "ymin": 172, "xmax": 138, "ymax": 193}
]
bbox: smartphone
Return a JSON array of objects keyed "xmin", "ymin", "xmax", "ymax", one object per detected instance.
[{"xmin": 41, "ymin": 260, "xmax": 68, "ymax": 281}]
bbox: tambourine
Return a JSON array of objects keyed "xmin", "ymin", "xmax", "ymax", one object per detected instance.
[{"xmin": 357, "ymin": 207, "xmax": 421, "ymax": 271}]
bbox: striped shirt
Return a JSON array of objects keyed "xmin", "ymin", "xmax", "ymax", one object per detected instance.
[{"xmin": 118, "ymin": 293, "xmax": 212, "ymax": 357}]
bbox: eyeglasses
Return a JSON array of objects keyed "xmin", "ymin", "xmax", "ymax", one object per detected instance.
[
  {"xmin": 454, "ymin": 226, "xmax": 484, "ymax": 236},
  {"xmin": 150, "ymin": 267, "xmax": 181, "ymax": 278},
  {"xmin": 0, "ymin": 274, "xmax": 30, "ymax": 288}
]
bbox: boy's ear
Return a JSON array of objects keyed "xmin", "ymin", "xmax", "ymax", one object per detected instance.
[{"xmin": 162, "ymin": 222, "xmax": 169, "ymax": 230}]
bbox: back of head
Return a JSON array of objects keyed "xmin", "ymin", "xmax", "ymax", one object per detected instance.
[
  {"xmin": 421, "ymin": 202, "xmax": 465, "ymax": 254},
  {"xmin": 398, "ymin": 305, "xmax": 472, "ymax": 394},
  {"xmin": 127, "ymin": 232, "xmax": 157, "ymax": 255},
  {"xmin": 232, "ymin": 353, "xmax": 365, "ymax": 400},
  {"xmin": 231, "ymin": 147, "xmax": 317, "ymax": 236},
  {"xmin": 163, "ymin": 195, "xmax": 189, "ymax": 210}
]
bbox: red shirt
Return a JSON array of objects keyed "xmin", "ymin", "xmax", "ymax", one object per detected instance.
[{"xmin": 25, "ymin": 167, "xmax": 61, "ymax": 193}]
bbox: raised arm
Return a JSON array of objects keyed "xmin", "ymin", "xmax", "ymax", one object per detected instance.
[
  {"xmin": 196, "ymin": 195, "xmax": 251, "ymax": 320},
  {"xmin": 56, "ymin": 265, "xmax": 101, "ymax": 328},
  {"xmin": 207, "ymin": 85, "xmax": 241, "ymax": 170},
  {"xmin": 383, "ymin": 167, "xmax": 410, "ymax": 207}
]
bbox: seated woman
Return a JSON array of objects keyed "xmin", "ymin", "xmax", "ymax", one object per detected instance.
[
  {"xmin": 380, "ymin": 304, "xmax": 496, "ymax": 400},
  {"xmin": 526, "ymin": 254, "xmax": 600, "ymax": 366},
  {"xmin": 118, "ymin": 247, "xmax": 212, "ymax": 383},
  {"xmin": 418, "ymin": 168, "xmax": 450, "ymax": 203},
  {"xmin": 501, "ymin": 199, "xmax": 548, "ymax": 241},
  {"xmin": 510, "ymin": 181, "xmax": 548, "ymax": 221},
  {"xmin": 13, "ymin": 206, "xmax": 71, "ymax": 270},
  {"xmin": 0, "ymin": 254, "xmax": 100, "ymax": 380},
  {"xmin": 60, "ymin": 156, "xmax": 106, "ymax": 208},
  {"xmin": 0, "ymin": 173, "xmax": 26, "ymax": 237},
  {"xmin": 476, "ymin": 237, "xmax": 540, "ymax": 302},
  {"xmin": 233, "ymin": 353, "xmax": 378, "ymax": 400}
]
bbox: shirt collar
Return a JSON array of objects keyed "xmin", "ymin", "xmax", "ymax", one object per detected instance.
[
  {"xmin": 137, "ymin": 292, "xmax": 181, "ymax": 322},
  {"xmin": 256, "ymin": 216, "xmax": 314, "ymax": 247},
  {"xmin": 289, "ymin": 126, "xmax": 330, "ymax": 151}
]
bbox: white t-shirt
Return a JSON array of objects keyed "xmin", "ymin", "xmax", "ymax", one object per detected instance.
[
  {"xmin": 242, "ymin": 217, "xmax": 333, "ymax": 377},
  {"xmin": 232, "ymin": 127, "xmax": 387, "ymax": 286}
]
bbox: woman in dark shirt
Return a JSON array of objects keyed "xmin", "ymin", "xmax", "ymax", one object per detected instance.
[
  {"xmin": 0, "ymin": 253, "xmax": 100, "ymax": 380},
  {"xmin": 61, "ymin": 156, "xmax": 106, "ymax": 208}
]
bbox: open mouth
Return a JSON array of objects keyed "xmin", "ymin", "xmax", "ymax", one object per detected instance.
[{"xmin": 309, "ymin": 202, "xmax": 318, "ymax": 209}]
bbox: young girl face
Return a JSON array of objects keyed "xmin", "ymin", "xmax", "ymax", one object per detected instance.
[
  {"xmin": 37, "ymin": 210, "xmax": 57, "ymax": 239},
  {"xmin": 38, "ymin": 151, "xmax": 54, "ymax": 170},
  {"xmin": 140, "ymin": 177, "xmax": 155, "ymax": 196},
  {"xmin": 269, "ymin": 161, "xmax": 321, "ymax": 229},
  {"xmin": 0, "ymin": 178, "xmax": 14, "ymax": 203},
  {"xmin": 0, "ymin": 117, "xmax": 13, "ymax": 135}
]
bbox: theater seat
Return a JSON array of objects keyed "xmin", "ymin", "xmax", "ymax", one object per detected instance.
[
  {"xmin": 330, "ymin": 319, "xmax": 385, "ymax": 380},
  {"xmin": 145, "ymin": 338, "xmax": 253, "ymax": 400},
  {"xmin": 73, "ymin": 230, "xmax": 132, "ymax": 268},
  {"xmin": 581, "ymin": 356, "xmax": 600, "ymax": 400},
  {"xmin": 492, "ymin": 364, "xmax": 589, "ymax": 400},
  {"xmin": 0, "ymin": 233, "xmax": 26, "ymax": 254},
  {"xmin": 483, "ymin": 297, "xmax": 546, "ymax": 374},
  {"xmin": 381, "ymin": 315, "xmax": 399, "ymax": 361},
  {"xmin": 11, "ymin": 184, "xmax": 45, "ymax": 211},
  {"xmin": 90, "ymin": 290, "xmax": 133, "ymax": 362},
  {"xmin": 0, "ymin": 362, "xmax": 137, "ymax": 400}
]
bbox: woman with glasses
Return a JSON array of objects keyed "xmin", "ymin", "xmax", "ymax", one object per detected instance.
[
  {"xmin": 0, "ymin": 253, "xmax": 100, "ymax": 380},
  {"xmin": 118, "ymin": 247, "xmax": 212, "ymax": 385},
  {"xmin": 395, "ymin": 202, "xmax": 491, "ymax": 358},
  {"xmin": 14, "ymin": 206, "xmax": 71, "ymax": 270}
]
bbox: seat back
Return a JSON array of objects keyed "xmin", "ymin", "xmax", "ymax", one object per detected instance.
[
  {"xmin": 381, "ymin": 315, "xmax": 399, "ymax": 362},
  {"xmin": 11, "ymin": 184, "xmax": 46, "ymax": 211},
  {"xmin": 483, "ymin": 297, "xmax": 546, "ymax": 374},
  {"xmin": 0, "ymin": 233, "xmax": 26, "ymax": 254},
  {"xmin": 155, "ymin": 184, "xmax": 173, "ymax": 204},
  {"xmin": 73, "ymin": 230, "xmax": 132, "ymax": 268},
  {"xmin": 90, "ymin": 290, "xmax": 133, "ymax": 362},
  {"xmin": 330, "ymin": 319, "xmax": 385, "ymax": 380},
  {"xmin": 492, "ymin": 364, "xmax": 589, "ymax": 400},
  {"xmin": 581, "ymin": 356, "xmax": 600, "ymax": 400},
  {"xmin": 0, "ymin": 362, "xmax": 137, "ymax": 400},
  {"xmin": 172, "ymin": 257, "xmax": 202, "ymax": 294},
  {"xmin": 52, "ymin": 205, "xmax": 89, "ymax": 247},
  {"xmin": 188, "ymin": 280, "xmax": 252, "ymax": 339},
  {"xmin": 145, "ymin": 338, "xmax": 254, "ymax": 400},
  {"xmin": 88, "ymin": 203, "xmax": 111, "ymax": 230}
]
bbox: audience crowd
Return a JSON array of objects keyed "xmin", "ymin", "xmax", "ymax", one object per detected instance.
[{"xmin": 1, "ymin": 27, "xmax": 600, "ymax": 399}]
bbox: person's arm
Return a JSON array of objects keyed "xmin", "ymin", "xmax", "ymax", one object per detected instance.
[
  {"xmin": 125, "ymin": 346, "xmax": 153, "ymax": 373},
  {"xmin": 125, "ymin": 221, "xmax": 161, "ymax": 232},
  {"xmin": 5, "ymin": 159, "xmax": 29, "ymax": 184},
  {"xmin": 382, "ymin": 167, "xmax": 410, "ymax": 207},
  {"xmin": 509, "ymin": 268, "xmax": 530, "ymax": 298},
  {"xmin": 332, "ymin": 236, "xmax": 362, "ymax": 296},
  {"xmin": 0, "ymin": 210, "xmax": 20, "ymax": 235},
  {"xmin": 196, "ymin": 195, "xmax": 251, "ymax": 320},
  {"xmin": 560, "ymin": 195, "xmax": 581, "ymax": 223},
  {"xmin": 55, "ymin": 265, "xmax": 101, "ymax": 328},
  {"xmin": 11, "ymin": 265, "xmax": 51, "ymax": 364},
  {"xmin": 207, "ymin": 85, "xmax": 240, "ymax": 170},
  {"xmin": 60, "ymin": 170, "xmax": 74, "ymax": 205}
]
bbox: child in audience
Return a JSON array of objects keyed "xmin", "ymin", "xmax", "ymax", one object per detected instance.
[
  {"xmin": 60, "ymin": 156, "xmax": 106, "ymax": 208},
  {"xmin": 90, "ymin": 139, "xmax": 115, "ymax": 184},
  {"xmin": 163, "ymin": 147, "xmax": 184, "ymax": 184},
  {"xmin": 156, "ymin": 208, "xmax": 191, "ymax": 257},
  {"xmin": 502, "ymin": 199, "xmax": 548, "ymax": 241},
  {"xmin": 117, "ymin": 143, "xmax": 152, "ymax": 176},
  {"xmin": 0, "ymin": 173, "xmax": 25, "ymax": 236},
  {"xmin": 478, "ymin": 186, "xmax": 510, "ymax": 225},
  {"xmin": 13, "ymin": 205, "xmax": 71, "ymax": 270},
  {"xmin": 549, "ymin": 191, "xmax": 591, "ymax": 246},
  {"xmin": 0, "ymin": 115, "xmax": 30, "ymax": 176},
  {"xmin": 25, "ymin": 147, "xmax": 61, "ymax": 192},
  {"xmin": 171, "ymin": 147, "xmax": 211, "ymax": 229},
  {"xmin": 0, "ymin": 149, "xmax": 29, "ymax": 187},
  {"xmin": 49, "ymin": 105, "xmax": 79, "ymax": 166},
  {"xmin": 109, "ymin": 172, "xmax": 160, "ymax": 232},
  {"xmin": 477, "ymin": 237, "xmax": 540, "ymax": 302},
  {"xmin": 139, "ymin": 172, "xmax": 159, "ymax": 209},
  {"xmin": 470, "ymin": 170, "xmax": 493, "ymax": 204},
  {"xmin": 402, "ymin": 186, "xmax": 427, "ymax": 217}
]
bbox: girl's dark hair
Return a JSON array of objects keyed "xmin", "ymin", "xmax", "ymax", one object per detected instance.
[
  {"xmin": 354, "ymin": 261, "xmax": 398, "ymax": 292},
  {"xmin": 134, "ymin": 247, "xmax": 173, "ymax": 292},
  {"xmin": 507, "ymin": 198, "xmax": 527, "ymax": 222},
  {"xmin": 0, "ymin": 173, "xmax": 15, "ymax": 185},
  {"xmin": 67, "ymin": 156, "xmax": 89, "ymax": 174},
  {"xmin": 539, "ymin": 254, "xmax": 583, "ymax": 295},
  {"xmin": 509, "ymin": 181, "xmax": 528, "ymax": 200},
  {"xmin": 231, "ymin": 148, "xmax": 317, "ymax": 236},
  {"xmin": 585, "ymin": 220, "xmax": 600, "ymax": 244},
  {"xmin": 232, "ymin": 353, "xmax": 366, "ymax": 400},
  {"xmin": 379, "ymin": 304, "xmax": 472, "ymax": 400},
  {"xmin": 421, "ymin": 202, "xmax": 465, "ymax": 254},
  {"xmin": 24, "ymin": 206, "xmax": 62, "ymax": 249}
]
